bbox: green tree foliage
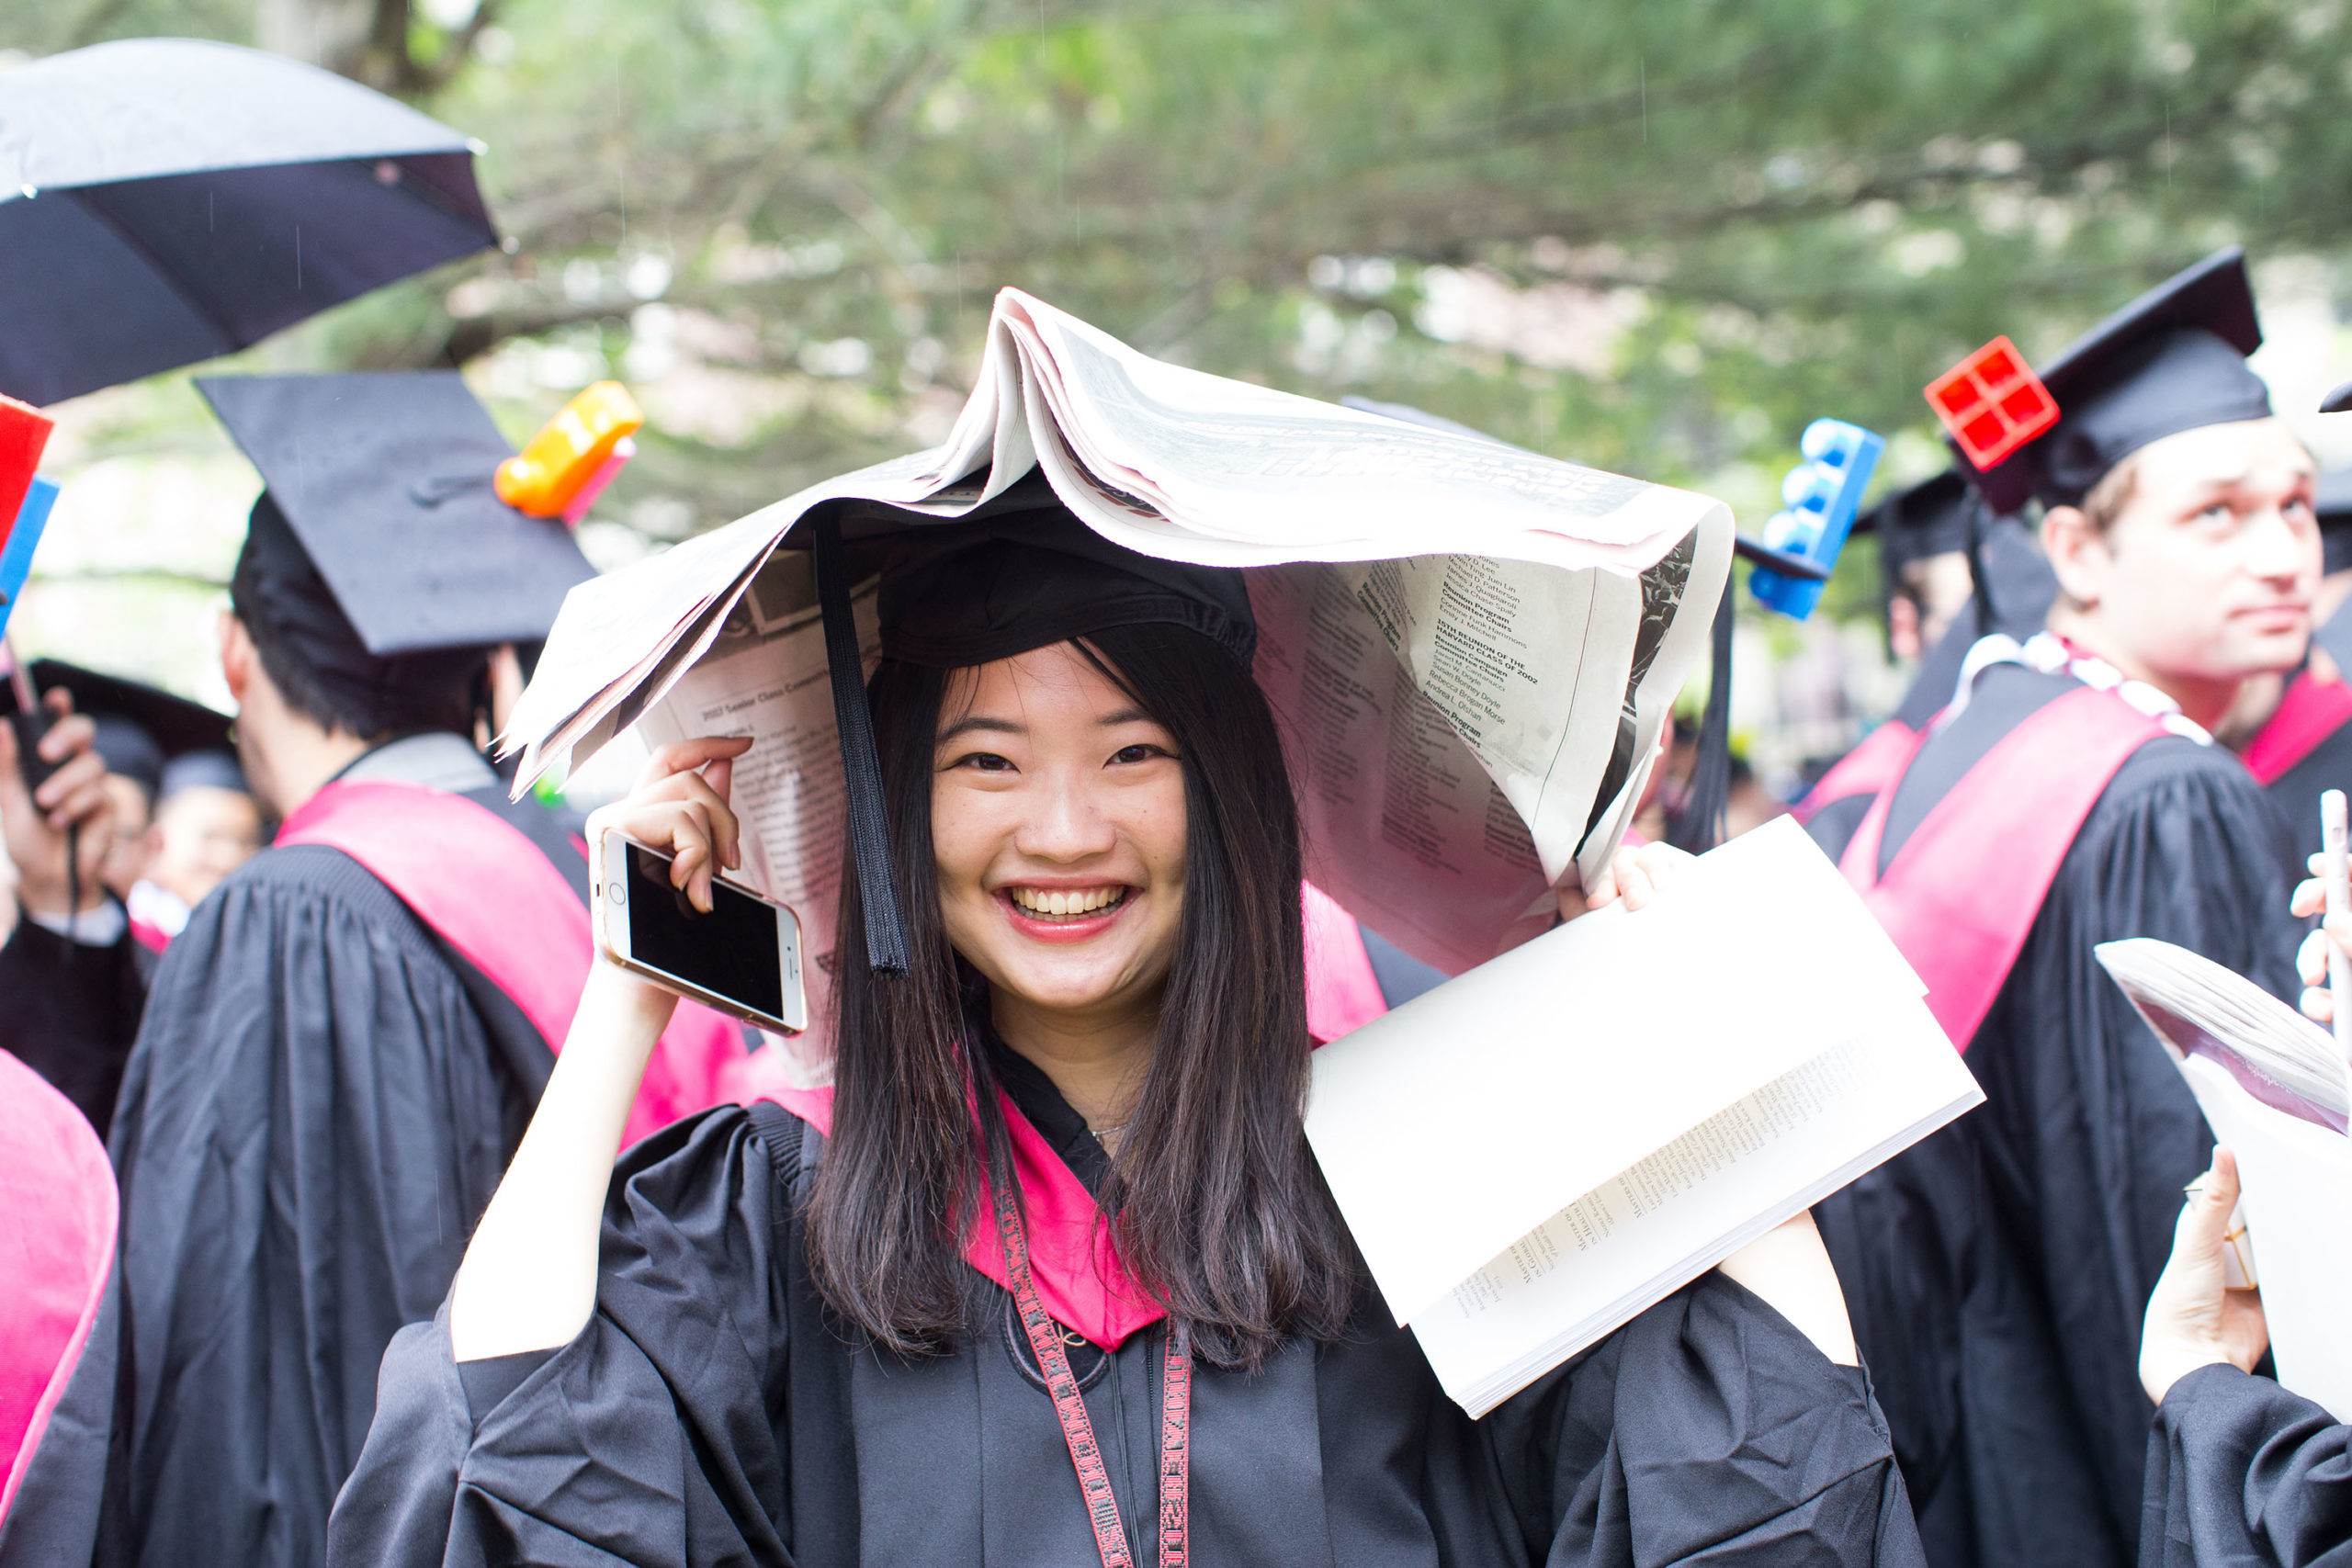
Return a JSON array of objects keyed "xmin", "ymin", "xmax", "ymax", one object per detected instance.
[{"xmin": 7, "ymin": 0, "xmax": 2348, "ymax": 544}]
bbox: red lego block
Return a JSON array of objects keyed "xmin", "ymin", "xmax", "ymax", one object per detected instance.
[
  {"xmin": 0, "ymin": 395, "xmax": 52, "ymax": 559},
  {"xmin": 1923, "ymin": 335, "xmax": 2057, "ymax": 470}
]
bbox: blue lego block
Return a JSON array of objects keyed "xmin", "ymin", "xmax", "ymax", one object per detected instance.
[
  {"xmin": 0, "ymin": 477, "xmax": 59, "ymax": 643},
  {"xmin": 1747, "ymin": 419, "xmax": 1884, "ymax": 621}
]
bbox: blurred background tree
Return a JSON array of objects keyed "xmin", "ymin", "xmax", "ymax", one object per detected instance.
[{"xmin": 6, "ymin": 0, "xmax": 2350, "ymax": 781}]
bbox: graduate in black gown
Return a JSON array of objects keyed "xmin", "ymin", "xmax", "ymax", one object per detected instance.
[
  {"xmin": 1798, "ymin": 473, "xmax": 2057, "ymax": 840},
  {"xmin": 2231, "ymin": 464, "xmax": 2352, "ymax": 872},
  {"xmin": 1806, "ymin": 249, "xmax": 2313, "ymax": 1568},
  {"xmin": 328, "ymin": 507, "xmax": 1925, "ymax": 1568},
  {"xmin": 0, "ymin": 664, "xmax": 234, "ymax": 1132},
  {"xmin": 101, "ymin": 373, "xmax": 608, "ymax": 1568}
]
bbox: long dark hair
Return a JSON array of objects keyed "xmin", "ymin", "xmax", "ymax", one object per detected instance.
[{"xmin": 806, "ymin": 624, "xmax": 1359, "ymax": 1368}]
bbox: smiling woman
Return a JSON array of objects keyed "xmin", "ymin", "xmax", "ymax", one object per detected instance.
[
  {"xmin": 816, "ymin": 610, "xmax": 1356, "ymax": 1371},
  {"xmin": 328, "ymin": 507, "xmax": 1920, "ymax": 1568}
]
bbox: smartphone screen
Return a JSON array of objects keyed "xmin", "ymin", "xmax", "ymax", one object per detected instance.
[{"xmin": 623, "ymin": 841, "xmax": 791, "ymax": 1022}]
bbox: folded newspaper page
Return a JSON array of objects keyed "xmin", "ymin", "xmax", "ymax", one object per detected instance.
[
  {"xmin": 506, "ymin": 288, "xmax": 1733, "ymax": 1068},
  {"xmin": 2098, "ymin": 938, "xmax": 2352, "ymax": 1418}
]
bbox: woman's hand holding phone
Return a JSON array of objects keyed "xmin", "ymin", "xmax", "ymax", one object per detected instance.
[
  {"xmin": 590, "ymin": 734, "xmax": 751, "ymax": 914},
  {"xmin": 453, "ymin": 734, "xmax": 752, "ymax": 1363}
]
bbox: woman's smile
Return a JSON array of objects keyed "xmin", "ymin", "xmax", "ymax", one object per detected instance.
[{"xmin": 999, "ymin": 881, "xmax": 1136, "ymax": 942}]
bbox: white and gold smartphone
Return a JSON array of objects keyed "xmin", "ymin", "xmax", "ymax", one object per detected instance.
[{"xmin": 590, "ymin": 826, "xmax": 808, "ymax": 1035}]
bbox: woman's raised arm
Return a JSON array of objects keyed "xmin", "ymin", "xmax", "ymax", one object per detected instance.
[{"xmin": 448, "ymin": 736, "xmax": 749, "ymax": 1362}]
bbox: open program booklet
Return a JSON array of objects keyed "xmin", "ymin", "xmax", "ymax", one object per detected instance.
[
  {"xmin": 2096, "ymin": 939, "xmax": 2352, "ymax": 1419},
  {"xmin": 504, "ymin": 288, "xmax": 1733, "ymax": 1070},
  {"xmin": 1306, "ymin": 818, "xmax": 1984, "ymax": 1417}
]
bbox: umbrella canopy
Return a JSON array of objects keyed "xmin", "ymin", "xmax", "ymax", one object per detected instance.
[{"xmin": 0, "ymin": 39, "xmax": 498, "ymax": 406}]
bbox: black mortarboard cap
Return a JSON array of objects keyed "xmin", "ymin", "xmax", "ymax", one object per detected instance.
[
  {"xmin": 6, "ymin": 659, "xmax": 235, "ymax": 799},
  {"xmin": 877, "ymin": 512, "xmax": 1256, "ymax": 670},
  {"xmin": 1859, "ymin": 470, "xmax": 1980, "ymax": 576},
  {"xmin": 805, "ymin": 481, "xmax": 1257, "ymax": 976},
  {"xmin": 160, "ymin": 749, "xmax": 250, "ymax": 799},
  {"xmin": 198, "ymin": 371, "xmax": 596, "ymax": 656},
  {"xmin": 1961, "ymin": 249, "xmax": 2270, "ymax": 515},
  {"xmin": 2321, "ymin": 380, "xmax": 2352, "ymax": 415}
]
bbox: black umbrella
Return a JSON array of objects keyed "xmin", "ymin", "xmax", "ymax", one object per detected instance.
[{"xmin": 0, "ymin": 38, "xmax": 500, "ymax": 406}]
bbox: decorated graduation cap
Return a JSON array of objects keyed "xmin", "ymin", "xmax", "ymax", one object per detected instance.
[
  {"xmin": 1936, "ymin": 248, "xmax": 2270, "ymax": 515},
  {"xmin": 198, "ymin": 371, "xmax": 597, "ymax": 735}
]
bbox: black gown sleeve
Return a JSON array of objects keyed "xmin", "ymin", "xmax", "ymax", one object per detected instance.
[
  {"xmin": 2143, "ymin": 1363, "xmax": 2352, "ymax": 1568},
  {"xmin": 105, "ymin": 849, "xmax": 524, "ymax": 1568},
  {"xmin": 326, "ymin": 1106, "xmax": 798, "ymax": 1568},
  {"xmin": 0, "ymin": 913, "xmax": 146, "ymax": 1135},
  {"xmin": 1487, "ymin": 1272, "xmax": 1928, "ymax": 1566}
]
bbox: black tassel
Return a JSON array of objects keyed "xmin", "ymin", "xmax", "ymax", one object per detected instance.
[
  {"xmin": 1965, "ymin": 492, "xmax": 1996, "ymax": 638},
  {"xmin": 1668, "ymin": 576, "xmax": 1736, "ymax": 854},
  {"xmin": 812, "ymin": 516, "xmax": 909, "ymax": 977}
]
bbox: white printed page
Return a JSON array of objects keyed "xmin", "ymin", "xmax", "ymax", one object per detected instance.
[
  {"xmin": 1306, "ymin": 816, "xmax": 1933, "ymax": 1325},
  {"xmin": 1335, "ymin": 554, "xmax": 1635, "ymax": 889},
  {"xmin": 1249, "ymin": 562, "xmax": 1556, "ymax": 976},
  {"xmin": 2176, "ymin": 1054, "xmax": 2352, "ymax": 1419},
  {"xmin": 1409, "ymin": 1001, "xmax": 1981, "ymax": 1416}
]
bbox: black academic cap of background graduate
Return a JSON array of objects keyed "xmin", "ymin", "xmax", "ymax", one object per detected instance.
[
  {"xmin": 1959, "ymin": 248, "xmax": 2270, "ymax": 515},
  {"xmin": 2, "ymin": 659, "xmax": 237, "ymax": 799},
  {"xmin": 198, "ymin": 371, "xmax": 596, "ymax": 658},
  {"xmin": 1858, "ymin": 470, "xmax": 1980, "ymax": 577},
  {"xmin": 160, "ymin": 750, "xmax": 250, "ymax": 800}
]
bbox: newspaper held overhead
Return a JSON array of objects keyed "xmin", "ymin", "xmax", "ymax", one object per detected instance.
[{"xmin": 504, "ymin": 288, "xmax": 1733, "ymax": 1066}]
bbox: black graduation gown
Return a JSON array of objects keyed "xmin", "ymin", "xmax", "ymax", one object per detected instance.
[
  {"xmin": 2142, "ymin": 1364, "xmax": 2352, "ymax": 1568},
  {"xmin": 2254, "ymin": 595, "xmax": 2352, "ymax": 876},
  {"xmin": 2255, "ymin": 709, "xmax": 2352, "ymax": 879},
  {"xmin": 327, "ymin": 1047, "xmax": 1928, "ymax": 1568},
  {"xmin": 102, "ymin": 762, "xmax": 587, "ymax": 1568},
  {"xmin": 1807, "ymin": 662, "xmax": 2303, "ymax": 1568},
  {"xmin": 0, "ymin": 915, "xmax": 153, "ymax": 1135}
]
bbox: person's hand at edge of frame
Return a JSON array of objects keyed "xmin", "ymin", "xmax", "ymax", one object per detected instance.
[
  {"xmin": 0, "ymin": 688, "xmax": 114, "ymax": 919},
  {"xmin": 2289, "ymin": 855, "xmax": 2352, "ymax": 1024},
  {"xmin": 2141, "ymin": 1145, "xmax": 2269, "ymax": 1406}
]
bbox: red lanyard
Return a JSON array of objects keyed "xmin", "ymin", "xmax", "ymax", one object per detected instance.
[{"xmin": 991, "ymin": 1177, "xmax": 1191, "ymax": 1568}]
